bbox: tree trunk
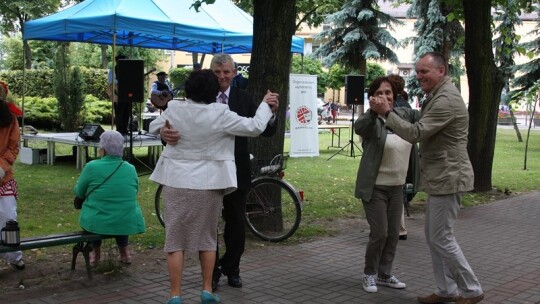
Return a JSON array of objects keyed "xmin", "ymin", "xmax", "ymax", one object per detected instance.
[
  {"xmin": 248, "ymin": 0, "xmax": 296, "ymax": 159},
  {"xmin": 509, "ymin": 110, "xmax": 522, "ymax": 142},
  {"xmin": 23, "ymin": 40, "xmax": 32, "ymax": 69},
  {"xmin": 463, "ymin": 0, "xmax": 505, "ymax": 192}
]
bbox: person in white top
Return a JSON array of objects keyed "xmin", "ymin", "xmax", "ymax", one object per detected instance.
[{"xmin": 149, "ymin": 69, "xmax": 278, "ymax": 304}]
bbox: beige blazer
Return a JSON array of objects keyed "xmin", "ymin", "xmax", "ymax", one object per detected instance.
[{"xmin": 386, "ymin": 76, "xmax": 474, "ymax": 195}]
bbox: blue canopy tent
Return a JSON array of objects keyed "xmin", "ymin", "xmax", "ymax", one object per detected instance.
[
  {"xmin": 21, "ymin": 0, "xmax": 304, "ymax": 137},
  {"xmin": 23, "ymin": 0, "xmax": 304, "ymax": 54}
]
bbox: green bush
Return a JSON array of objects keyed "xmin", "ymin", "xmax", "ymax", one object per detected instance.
[
  {"xmin": 0, "ymin": 68, "xmax": 108, "ymax": 99},
  {"xmin": 21, "ymin": 95, "xmax": 112, "ymax": 130},
  {"xmin": 23, "ymin": 97, "xmax": 61, "ymax": 130},
  {"xmin": 83, "ymin": 95, "xmax": 113, "ymax": 124}
]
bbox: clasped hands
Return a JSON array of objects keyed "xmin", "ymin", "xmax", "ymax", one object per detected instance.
[
  {"xmin": 262, "ymin": 90, "xmax": 279, "ymax": 113},
  {"xmin": 369, "ymin": 96, "xmax": 391, "ymax": 116}
]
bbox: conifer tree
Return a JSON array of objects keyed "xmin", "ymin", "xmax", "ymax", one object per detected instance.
[
  {"xmin": 403, "ymin": 0, "xmax": 464, "ymax": 100},
  {"xmin": 511, "ymin": 5, "xmax": 540, "ymax": 94},
  {"xmin": 313, "ymin": 0, "xmax": 401, "ymax": 111}
]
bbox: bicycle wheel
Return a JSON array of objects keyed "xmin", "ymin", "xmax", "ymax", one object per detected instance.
[
  {"xmin": 245, "ymin": 177, "xmax": 302, "ymax": 242},
  {"xmin": 154, "ymin": 184, "xmax": 165, "ymax": 227}
]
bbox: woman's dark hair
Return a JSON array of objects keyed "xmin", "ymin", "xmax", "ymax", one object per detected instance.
[
  {"xmin": 368, "ymin": 76, "xmax": 397, "ymax": 101},
  {"xmin": 184, "ymin": 69, "xmax": 220, "ymax": 104},
  {"xmin": 0, "ymin": 100, "xmax": 14, "ymax": 128}
]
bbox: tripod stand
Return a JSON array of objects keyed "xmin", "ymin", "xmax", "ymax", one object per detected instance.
[
  {"xmin": 327, "ymin": 105, "xmax": 362, "ymax": 160},
  {"xmin": 125, "ymin": 100, "xmax": 154, "ymax": 174}
]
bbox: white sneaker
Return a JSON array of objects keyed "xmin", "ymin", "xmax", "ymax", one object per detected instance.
[
  {"xmin": 362, "ymin": 274, "xmax": 378, "ymax": 293},
  {"xmin": 376, "ymin": 275, "xmax": 406, "ymax": 289}
]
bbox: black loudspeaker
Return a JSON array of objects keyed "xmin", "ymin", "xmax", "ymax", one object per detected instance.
[
  {"xmin": 117, "ymin": 59, "xmax": 144, "ymax": 103},
  {"xmin": 345, "ymin": 75, "xmax": 365, "ymax": 105},
  {"xmin": 79, "ymin": 124, "xmax": 104, "ymax": 141}
]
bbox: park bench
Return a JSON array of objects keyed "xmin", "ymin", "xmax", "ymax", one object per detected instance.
[{"xmin": 0, "ymin": 231, "xmax": 114, "ymax": 278}]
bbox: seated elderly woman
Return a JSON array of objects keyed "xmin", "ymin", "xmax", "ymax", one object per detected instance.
[{"xmin": 73, "ymin": 130, "xmax": 145, "ymax": 266}]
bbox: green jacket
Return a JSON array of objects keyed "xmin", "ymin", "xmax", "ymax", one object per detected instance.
[
  {"xmin": 386, "ymin": 76, "xmax": 474, "ymax": 195},
  {"xmin": 74, "ymin": 156, "xmax": 146, "ymax": 235},
  {"xmin": 354, "ymin": 107, "xmax": 421, "ymax": 202}
]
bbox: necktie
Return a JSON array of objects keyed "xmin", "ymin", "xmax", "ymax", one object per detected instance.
[{"xmin": 219, "ymin": 93, "xmax": 227, "ymax": 104}]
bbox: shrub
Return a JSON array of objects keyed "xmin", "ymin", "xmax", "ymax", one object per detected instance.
[
  {"xmin": 20, "ymin": 95, "xmax": 112, "ymax": 131},
  {"xmin": 23, "ymin": 97, "xmax": 61, "ymax": 130},
  {"xmin": 83, "ymin": 95, "xmax": 113, "ymax": 124},
  {"xmin": 0, "ymin": 68, "xmax": 108, "ymax": 99}
]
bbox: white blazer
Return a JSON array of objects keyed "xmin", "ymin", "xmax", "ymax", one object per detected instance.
[{"xmin": 149, "ymin": 99, "xmax": 272, "ymax": 194}]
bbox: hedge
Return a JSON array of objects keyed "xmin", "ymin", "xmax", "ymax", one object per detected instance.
[{"xmin": 0, "ymin": 67, "xmax": 109, "ymax": 100}]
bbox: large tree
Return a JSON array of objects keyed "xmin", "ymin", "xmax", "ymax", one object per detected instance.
[
  {"xmin": 463, "ymin": 0, "xmax": 536, "ymax": 191},
  {"xmin": 512, "ymin": 5, "xmax": 540, "ymax": 95},
  {"xmin": 313, "ymin": 0, "xmax": 401, "ymax": 112},
  {"xmin": 248, "ymin": 0, "xmax": 297, "ymax": 160},
  {"xmin": 0, "ymin": 0, "xmax": 62, "ymax": 69},
  {"xmin": 403, "ymin": 0, "xmax": 464, "ymax": 99}
]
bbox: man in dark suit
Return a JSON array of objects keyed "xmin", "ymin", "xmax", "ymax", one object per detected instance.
[{"xmin": 160, "ymin": 54, "xmax": 279, "ymax": 292}]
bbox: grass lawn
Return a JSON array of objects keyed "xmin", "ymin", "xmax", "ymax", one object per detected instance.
[{"xmin": 12, "ymin": 126, "xmax": 540, "ymax": 250}]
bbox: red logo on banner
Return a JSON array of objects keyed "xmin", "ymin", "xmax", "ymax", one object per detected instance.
[{"xmin": 295, "ymin": 106, "xmax": 312, "ymax": 125}]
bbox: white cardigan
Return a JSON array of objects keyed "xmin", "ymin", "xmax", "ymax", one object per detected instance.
[{"xmin": 149, "ymin": 99, "xmax": 272, "ymax": 194}]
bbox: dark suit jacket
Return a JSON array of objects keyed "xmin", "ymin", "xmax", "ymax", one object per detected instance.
[{"xmin": 228, "ymin": 86, "xmax": 278, "ymax": 191}]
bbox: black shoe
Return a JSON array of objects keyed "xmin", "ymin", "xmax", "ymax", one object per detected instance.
[
  {"xmin": 399, "ymin": 234, "xmax": 407, "ymax": 240},
  {"xmin": 227, "ymin": 274, "xmax": 242, "ymax": 288}
]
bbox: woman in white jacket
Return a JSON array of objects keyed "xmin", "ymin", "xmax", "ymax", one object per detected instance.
[{"xmin": 149, "ymin": 69, "xmax": 277, "ymax": 304}]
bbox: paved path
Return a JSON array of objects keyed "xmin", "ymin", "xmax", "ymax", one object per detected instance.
[{"xmin": 8, "ymin": 191, "xmax": 540, "ymax": 303}]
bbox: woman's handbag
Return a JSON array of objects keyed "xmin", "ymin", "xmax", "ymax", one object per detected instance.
[{"xmin": 73, "ymin": 161, "xmax": 124, "ymax": 209}]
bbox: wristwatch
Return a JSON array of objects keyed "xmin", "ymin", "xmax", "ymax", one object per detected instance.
[{"xmin": 384, "ymin": 110, "xmax": 391, "ymax": 118}]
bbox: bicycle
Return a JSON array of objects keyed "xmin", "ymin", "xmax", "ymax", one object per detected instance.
[{"xmin": 154, "ymin": 154, "xmax": 303, "ymax": 242}]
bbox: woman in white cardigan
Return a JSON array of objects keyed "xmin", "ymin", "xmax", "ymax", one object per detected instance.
[{"xmin": 149, "ymin": 69, "xmax": 277, "ymax": 304}]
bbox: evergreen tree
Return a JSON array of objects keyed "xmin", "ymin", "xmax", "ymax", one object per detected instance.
[
  {"xmin": 403, "ymin": 0, "xmax": 464, "ymax": 100},
  {"xmin": 493, "ymin": 0, "xmax": 524, "ymax": 138},
  {"xmin": 313, "ymin": 0, "xmax": 401, "ymax": 111},
  {"xmin": 511, "ymin": 5, "xmax": 540, "ymax": 94},
  {"xmin": 54, "ymin": 42, "xmax": 85, "ymax": 131}
]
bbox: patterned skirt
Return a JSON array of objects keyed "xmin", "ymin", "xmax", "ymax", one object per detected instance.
[{"xmin": 162, "ymin": 186, "xmax": 223, "ymax": 252}]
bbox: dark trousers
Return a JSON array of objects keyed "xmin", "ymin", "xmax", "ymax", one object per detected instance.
[
  {"xmin": 214, "ymin": 188, "xmax": 247, "ymax": 277},
  {"xmin": 92, "ymin": 235, "xmax": 129, "ymax": 248},
  {"xmin": 114, "ymin": 101, "xmax": 131, "ymax": 134},
  {"xmin": 362, "ymin": 185, "xmax": 403, "ymax": 277}
]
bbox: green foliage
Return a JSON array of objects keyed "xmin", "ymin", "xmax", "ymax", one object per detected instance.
[
  {"xmin": 326, "ymin": 64, "xmax": 350, "ymax": 91},
  {"xmin": 0, "ymin": 1, "xmax": 61, "ymax": 35},
  {"xmin": 0, "ymin": 68, "xmax": 108, "ymax": 99},
  {"xmin": 493, "ymin": 0, "xmax": 524, "ymax": 92},
  {"xmin": 313, "ymin": 0, "xmax": 401, "ymax": 72},
  {"xmin": 54, "ymin": 42, "xmax": 82, "ymax": 131},
  {"xmin": 168, "ymin": 67, "xmax": 192, "ymax": 93},
  {"xmin": 403, "ymin": 0, "xmax": 465, "ymax": 99},
  {"xmin": 0, "ymin": 35, "xmax": 24, "ymax": 70},
  {"xmin": 511, "ymin": 5, "xmax": 540, "ymax": 94},
  {"xmin": 22, "ymin": 97, "xmax": 61, "ymax": 129},
  {"xmin": 68, "ymin": 66, "xmax": 86, "ymax": 129},
  {"xmin": 365, "ymin": 62, "xmax": 386, "ymax": 88},
  {"xmin": 82, "ymin": 95, "xmax": 113, "ymax": 124},
  {"xmin": 70, "ymin": 43, "xmax": 105, "ymax": 68},
  {"xmin": 22, "ymin": 95, "xmax": 111, "ymax": 129},
  {"xmin": 291, "ymin": 55, "xmax": 327, "ymax": 94}
]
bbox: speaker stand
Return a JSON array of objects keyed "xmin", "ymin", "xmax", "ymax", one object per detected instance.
[
  {"xmin": 126, "ymin": 101, "xmax": 154, "ymax": 174},
  {"xmin": 327, "ymin": 105, "xmax": 362, "ymax": 160}
]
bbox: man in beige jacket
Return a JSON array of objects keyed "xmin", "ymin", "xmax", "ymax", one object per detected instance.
[{"xmin": 370, "ymin": 52, "xmax": 484, "ymax": 304}]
